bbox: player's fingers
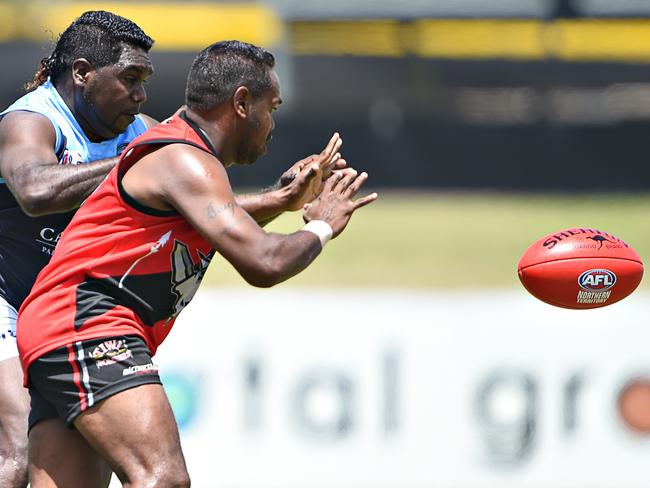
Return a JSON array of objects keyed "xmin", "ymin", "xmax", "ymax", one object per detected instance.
[
  {"xmin": 334, "ymin": 168, "xmax": 358, "ymax": 193},
  {"xmin": 321, "ymin": 142, "xmax": 342, "ymax": 170},
  {"xmin": 322, "ymin": 155, "xmax": 346, "ymax": 181},
  {"xmin": 333, "ymin": 157, "xmax": 347, "ymax": 170},
  {"xmin": 352, "ymin": 192, "xmax": 378, "ymax": 210},
  {"xmin": 343, "ymin": 171, "xmax": 368, "ymax": 198},
  {"xmin": 331, "ymin": 138, "xmax": 343, "ymax": 159},
  {"xmin": 322, "ymin": 170, "xmax": 343, "ymax": 192},
  {"xmin": 299, "ymin": 164, "xmax": 319, "ymax": 186},
  {"xmin": 324, "ymin": 138, "xmax": 343, "ymax": 165},
  {"xmin": 321, "ymin": 132, "xmax": 340, "ymax": 158},
  {"xmin": 293, "ymin": 155, "xmax": 317, "ymax": 171},
  {"xmin": 321, "ymin": 153, "xmax": 340, "ymax": 177}
]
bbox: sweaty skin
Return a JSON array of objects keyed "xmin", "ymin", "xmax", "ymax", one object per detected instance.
[{"xmin": 23, "ymin": 48, "xmax": 377, "ymax": 487}]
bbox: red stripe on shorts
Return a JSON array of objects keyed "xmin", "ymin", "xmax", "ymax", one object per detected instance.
[{"xmin": 66, "ymin": 343, "xmax": 87, "ymax": 411}]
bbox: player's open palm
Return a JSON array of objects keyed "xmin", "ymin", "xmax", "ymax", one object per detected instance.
[
  {"xmin": 281, "ymin": 132, "xmax": 345, "ymax": 211},
  {"xmin": 303, "ymin": 168, "xmax": 378, "ymax": 237}
]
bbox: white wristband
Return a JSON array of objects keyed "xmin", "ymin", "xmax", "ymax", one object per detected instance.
[{"xmin": 302, "ymin": 220, "xmax": 333, "ymax": 248}]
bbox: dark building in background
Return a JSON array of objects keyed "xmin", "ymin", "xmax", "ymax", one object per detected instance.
[{"xmin": 3, "ymin": 0, "xmax": 650, "ymax": 191}]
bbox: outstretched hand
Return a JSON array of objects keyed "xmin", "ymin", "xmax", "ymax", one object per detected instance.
[
  {"xmin": 303, "ymin": 168, "xmax": 378, "ymax": 238},
  {"xmin": 279, "ymin": 133, "xmax": 345, "ymax": 211}
]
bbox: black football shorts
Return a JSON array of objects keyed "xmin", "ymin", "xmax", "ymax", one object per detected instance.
[{"xmin": 27, "ymin": 334, "xmax": 161, "ymax": 431}]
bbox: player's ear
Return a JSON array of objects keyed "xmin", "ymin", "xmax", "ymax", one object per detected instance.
[
  {"xmin": 233, "ymin": 86, "xmax": 252, "ymax": 119},
  {"xmin": 71, "ymin": 58, "xmax": 94, "ymax": 87}
]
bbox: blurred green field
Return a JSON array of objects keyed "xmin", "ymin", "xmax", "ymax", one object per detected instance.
[{"xmin": 203, "ymin": 191, "xmax": 650, "ymax": 288}]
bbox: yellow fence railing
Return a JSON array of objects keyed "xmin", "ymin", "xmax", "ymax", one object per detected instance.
[
  {"xmin": 10, "ymin": 1, "xmax": 283, "ymax": 50},
  {"xmin": 293, "ymin": 18, "xmax": 650, "ymax": 62},
  {"xmin": 3, "ymin": 2, "xmax": 650, "ymax": 62}
]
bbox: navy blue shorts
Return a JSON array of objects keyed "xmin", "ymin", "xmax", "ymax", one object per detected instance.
[{"xmin": 27, "ymin": 334, "xmax": 161, "ymax": 431}]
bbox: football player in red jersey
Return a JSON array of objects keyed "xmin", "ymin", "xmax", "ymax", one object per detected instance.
[
  {"xmin": 0, "ymin": 12, "xmax": 344, "ymax": 488},
  {"xmin": 17, "ymin": 40, "xmax": 376, "ymax": 487}
]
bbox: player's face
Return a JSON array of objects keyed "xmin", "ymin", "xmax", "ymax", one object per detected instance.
[
  {"xmin": 236, "ymin": 69, "xmax": 282, "ymax": 165},
  {"xmin": 79, "ymin": 44, "xmax": 153, "ymax": 141}
]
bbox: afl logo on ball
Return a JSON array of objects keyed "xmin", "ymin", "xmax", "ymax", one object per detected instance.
[{"xmin": 578, "ymin": 269, "xmax": 617, "ymax": 291}]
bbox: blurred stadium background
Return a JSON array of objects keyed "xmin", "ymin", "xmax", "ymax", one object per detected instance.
[{"xmin": 4, "ymin": 0, "xmax": 650, "ymax": 486}]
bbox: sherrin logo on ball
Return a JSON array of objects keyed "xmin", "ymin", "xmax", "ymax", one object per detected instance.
[
  {"xmin": 518, "ymin": 228, "xmax": 643, "ymax": 309},
  {"xmin": 578, "ymin": 269, "xmax": 616, "ymax": 291}
]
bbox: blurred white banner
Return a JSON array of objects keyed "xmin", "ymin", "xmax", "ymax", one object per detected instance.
[{"xmin": 110, "ymin": 288, "xmax": 650, "ymax": 487}]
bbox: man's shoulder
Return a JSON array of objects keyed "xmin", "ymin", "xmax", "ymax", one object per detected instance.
[
  {"xmin": 0, "ymin": 110, "xmax": 57, "ymax": 149},
  {"xmin": 137, "ymin": 137, "xmax": 211, "ymax": 163},
  {"xmin": 2, "ymin": 83, "xmax": 56, "ymax": 117},
  {"xmin": 0, "ymin": 83, "xmax": 71, "ymax": 145}
]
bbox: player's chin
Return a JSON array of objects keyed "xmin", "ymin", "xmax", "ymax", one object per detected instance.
[
  {"xmin": 116, "ymin": 114, "xmax": 136, "ymax": 131},
  {"xmin": 243, "ymin": 156, "xmax": 260, "ymax": 165},
  {"xmin": 110, "ymin": 121, "xmax": 131, "ymax": 136},
  {"xmin": 246, "ymin": 147, "xmax": 268, "ymax": 165}
]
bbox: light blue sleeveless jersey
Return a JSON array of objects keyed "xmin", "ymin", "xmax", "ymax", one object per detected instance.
[
  {"xmin": 0, "ymin": 80, "xmax": 149, "ymax": 309},
  {"xmin": 1, "ymin": 79, "xmax": 147, "ymax": 166}
]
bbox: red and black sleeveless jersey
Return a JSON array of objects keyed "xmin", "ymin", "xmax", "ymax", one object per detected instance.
[{"xmin": 17, "ymin": 111, "xmax": 218, "ymax": 377}]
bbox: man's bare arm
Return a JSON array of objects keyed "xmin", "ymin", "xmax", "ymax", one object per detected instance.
[
  {"xmin": 122, "ymin": 143, "xmax": 375, "ymax": 288},
  {"xmin": 235, "ymin": 132, "xmax": 345, "ymax": 226},
  {"xmin": 235, "ymin": 191, "xmax": 286, "ymax": 227},
  {"xmin": 0, "ymin": 111, "xmax": 118, "ymax": 215}
]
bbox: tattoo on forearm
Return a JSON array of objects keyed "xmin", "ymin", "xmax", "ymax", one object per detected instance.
[
  {"xmin": 207, "ymin": 201, "xmax": 235, "ymax": 220},
  {"xmin": 218, "ymin": 215, "xmax": 248, "ymax": 237}
]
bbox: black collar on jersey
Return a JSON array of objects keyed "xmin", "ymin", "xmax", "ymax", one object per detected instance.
[
  {"xmin": 178, "ymin": 110, "xmax": 220, "ymax": 158},
  {"xmin": 117, "ymin": 110, "xmax": 220, "ymax": 218}
]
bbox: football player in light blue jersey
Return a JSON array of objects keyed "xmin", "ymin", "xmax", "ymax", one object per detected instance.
[
  {"xmin": 0, "ymin": 11, "xmax": 156, "ymax": 488},
  {"xmin": 0, "ymin": 10, "xmax": 345, "ymax": 488}
]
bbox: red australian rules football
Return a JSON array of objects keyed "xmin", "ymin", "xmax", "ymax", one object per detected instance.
[{"xmin": 518, "ymin": 228, "xmax": 644, "ymax": 309}]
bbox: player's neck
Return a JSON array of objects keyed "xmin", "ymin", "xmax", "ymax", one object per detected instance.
[
  {"xmin": 184, "ymin": 109, "xmax": 235, "ymax": 166},
  {"xmin": 56, "ymin": 80, "xmax": 110, "ymax": 142}
]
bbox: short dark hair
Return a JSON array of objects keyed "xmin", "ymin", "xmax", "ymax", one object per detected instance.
[
  {"xmin": 185, "ymin": 40, "xmax": 275, "ymax": 112},
  {"xmin": 25, "ymin": 10, "xmax": 154, "ymax": 91}
]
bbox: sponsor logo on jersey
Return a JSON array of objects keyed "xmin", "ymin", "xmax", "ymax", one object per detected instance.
[
  {"xmin": 116, "ymin": 142, "xmax": 130, "ymax": 155},
  {"xmin": 90, "ymin": 339, "xmax": 133, "ymax": 368},
  {"xmin": 578, "ymin": 269, "xmax": 617, "ymax": 291},
  {"xmin": 36, "ymin": 227, "xmax": 63, "ymax": 255},
  {"xmin": 59, "ymin": 150, "xmax": 85, "ymax": 166},
  {"xmin": 39, "ymin": 227, "xmax": 62, "ymax": 243}
]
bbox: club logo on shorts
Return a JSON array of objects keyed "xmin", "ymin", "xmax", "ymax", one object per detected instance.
[{"xmin": 91, "ymin": 339, "xmax": 133, "ymax": 368}]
